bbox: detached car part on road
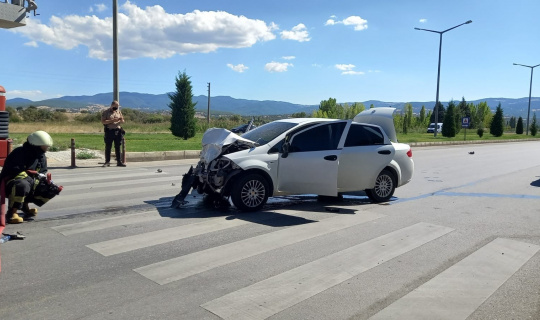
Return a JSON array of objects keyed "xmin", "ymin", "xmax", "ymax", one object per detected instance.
[{"xmin": 172, "ymin": 107, "xmax": 414, "ymax": 212}]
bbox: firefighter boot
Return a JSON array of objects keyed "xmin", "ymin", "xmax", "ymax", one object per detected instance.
[
  {"xmin": 22, "ymin": 203, "xmax": 38, "ymax": 221},
  {"xmin": 7, "ymin": 207, "xmax": 24, "ymax": 224}
]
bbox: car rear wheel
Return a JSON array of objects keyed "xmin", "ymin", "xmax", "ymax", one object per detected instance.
[
  {"xmin": 365, "ymin": 169, "xmax": 395, "ymax": 203},
  {"xmin": 231, "ymin": 173, "xmax": 269, "ymax": 212}
]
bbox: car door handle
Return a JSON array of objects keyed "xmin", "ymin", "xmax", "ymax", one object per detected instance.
[
  {"xmin": 324, "ymin": 155, "xmax": 338, "ymax": 161},
  {"xmin": 378, "ymin": 150, "xmax": 391, "ymax": 155}
]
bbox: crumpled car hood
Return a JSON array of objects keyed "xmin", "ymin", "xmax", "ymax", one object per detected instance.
[{"xmin": 200, "ymin": 128, "xmax": 257, "ymax": 164}]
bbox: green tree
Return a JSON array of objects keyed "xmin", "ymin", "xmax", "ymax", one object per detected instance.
[
  {"xmin": 442, "ymin": 101, "xmax": 456, "ymax": 137},
  {"xmin": 419, "ymin": 105, "xmax": 426, "ymax": 127},
  {"xmin": 430, "ymin": 101, "xmax": 445, "ymax": 123},
  {"xmin": 490, "ymin": 103, "xmax": 504, "ymax": 137},
  {"xmin": 402, "ymin": 114, "xmax": 408, "ymax": 134},
  {"xmin": 530, "ymin": 113, "xmax": 538, "ymax": 136},
  {"xmin": 509, "ymin": 116, "xmax": 516, "ymax": 129},
  {"xmin": 516, "ymin": 116, "xmax": 524, "ymax": 134},
  {"xmin": 5, "ymin": 106, "xmax": 22, "ymax": 123},
  {"xmin": 291, "ymin": 111, "xmax": 307, "ymax": 118},
  {"xmin": 455, "ymin": 97, "xmax": 470, "ymax": 134},
  {"xmin": 467, "ymin": 102, "xmax": 477, "ymax": 129},
  {"xmin": 404, "ymin": 103, "xmax": 413, "ymax": 129},
  {"xmin": 169, "ymin": 71, "xmax": 197, "ymax": 139}
]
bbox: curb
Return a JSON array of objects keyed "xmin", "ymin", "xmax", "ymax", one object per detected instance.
[
  {"xmin": 120, "ymin": 138, "xmax": 539, "ymax": 162},
  {"xmin": 125, "ymin": 150, "xmax": 200, "ymax": 162}
]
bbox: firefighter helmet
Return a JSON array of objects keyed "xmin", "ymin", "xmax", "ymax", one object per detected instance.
[{"xmin": 28, "ymin": 131, "xmax": 53, "ymax": 147}]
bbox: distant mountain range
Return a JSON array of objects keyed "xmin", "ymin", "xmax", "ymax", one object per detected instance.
[{"xmin": 6, "ymin": 92, "xmax": 540, "ymax": 117}]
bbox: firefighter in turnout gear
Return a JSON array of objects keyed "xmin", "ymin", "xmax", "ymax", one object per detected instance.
[{"xmin": 0, "ymin": 131, "xmax": 62, "ymax": 224}]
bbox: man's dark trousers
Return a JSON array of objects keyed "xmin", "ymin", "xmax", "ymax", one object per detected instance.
[{"xmin": 104, "ymin": 128, "xmax": 122, "ymax": 164}]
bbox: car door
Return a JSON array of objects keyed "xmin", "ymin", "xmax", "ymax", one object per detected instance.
[
  {"xmin": 337, "ymin": 123, "xmax": 395, "ymax": 192},
  {"xmin": 277, "ymin": 121, "xmax": 347, "ymax": 196}
]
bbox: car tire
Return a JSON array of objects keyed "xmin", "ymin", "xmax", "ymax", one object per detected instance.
[
  {"xmin": 365, "ymin": 169, "xmax": 396, "ymax": 203},
  {"xmin": 231, "ymin": 173, "xmax": 269, "ymax": 212}
]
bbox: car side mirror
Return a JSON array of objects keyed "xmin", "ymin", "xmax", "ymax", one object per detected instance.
[{"xmin": 281, "ymin": 142, "xmax": 290, "ymax": 158}]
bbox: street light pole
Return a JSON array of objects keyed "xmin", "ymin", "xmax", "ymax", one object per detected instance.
[
  {"xmin": 415, "ymin": 20, "xmax": 472, "ymax": 137},
  {"xmin": 113, "ymin": 0, "xmax": 119, "ymax": 102},
  {"xmin": 513, "ymin": 63, "xmax": 540, "ymax": 135}
]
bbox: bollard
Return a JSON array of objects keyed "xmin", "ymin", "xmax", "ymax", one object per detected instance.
[
  {"xmin": 70, "ymin": 138, "xmax": 76, "ymax": 167},
  {"xmin": 121, "ymin": 136, "xmax": 126, "ymax": 164}
]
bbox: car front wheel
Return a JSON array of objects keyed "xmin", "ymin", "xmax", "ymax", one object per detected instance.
[
  {"xmin": 365, "ymin": 169, "xmax": 396, "ymax": 203},
  {"xmin": 231, "ymin": 173, "xmax": 269, "ymax": 212}
]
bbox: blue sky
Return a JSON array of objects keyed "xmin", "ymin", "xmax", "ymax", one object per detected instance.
[{"xmin": 1, "ymin": 0, "xmax": 539, "ymax": 106}]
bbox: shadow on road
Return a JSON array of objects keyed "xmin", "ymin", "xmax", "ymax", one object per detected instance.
[
  {"xmin": 144, "ymin": 193, "xmax": 372, "ymax": 228},
  {"xmin": 530, "ymin": 178, "xmax": 540, "ymax": 187}
]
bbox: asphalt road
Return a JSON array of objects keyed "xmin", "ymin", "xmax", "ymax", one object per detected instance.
[{"xmin": 0, "ymin": 141, "xmax": 539, "ymax": 320}]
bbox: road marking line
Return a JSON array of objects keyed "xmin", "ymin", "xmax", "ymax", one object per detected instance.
[
  {"xmin": 87, "ymin": 217, "xmax": 251, "ymax": 256},
  {"xmin": 53, "ymin": 184, "xmax": 177, "ymax": 202},
  {"xmin": 369, "ymin": 238, "xmax": 540, "ymax": 320},
  {"xmin": 62, "ymin": 176, "xmax": 178, "ymax": 192},
  {"xmin": 201, "ymin": 222, "xmax": 454, "ymax": 320},
  {"xmin": 134, "ymin": 211, "xmax": 384, "ymax": 285},
  {"xmin": 51, "ymin": 210, "xmax": 167, "ymax": 236}
]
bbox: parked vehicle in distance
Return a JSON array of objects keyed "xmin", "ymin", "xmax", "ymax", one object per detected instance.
[
  {"xmin": 230, "ymin": 123, "xmax": 256, "ymax": 134},
  {"xmin": 172, "ymin": 107, "xmax": 414, "ymax": 212},
  {"xmin": 427, "ymin": 122, "xmax": 443, "ymax": 133}
]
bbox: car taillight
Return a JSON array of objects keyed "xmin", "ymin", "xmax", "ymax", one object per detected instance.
[{"xmin": 406, "ymin": 148, "xmax": 413, "ymax": 158}]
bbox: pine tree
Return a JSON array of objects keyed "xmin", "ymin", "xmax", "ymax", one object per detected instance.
[
  {"xmin": 169, "ymin": 71, "xmax": 197, "ymax": 140},
  {"xmin": 516, "ymin": 116, "xmax": 524, "ymax": 134},
  {"xmin": 419, "ymin": 105, "xmax": 426, "ymax": 126},
  {"xmin": 430, "ymin": 101, "xmax": 445, "ymax": 123},
  {"xmin": 442, "ymin": 102, "xmax": 456, "ymax": 137},
  {"xmin": 531, "ymin": 113, "xmax": 538, "ymax": 136},
  {"xmin": 490, "ymin": 103, "xmax": 504, "ymax": 137}
]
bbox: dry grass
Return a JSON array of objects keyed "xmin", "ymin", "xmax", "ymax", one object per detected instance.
[{"xmin": 9, "ymin": 123, "xmax": 103, "ymax": 134}]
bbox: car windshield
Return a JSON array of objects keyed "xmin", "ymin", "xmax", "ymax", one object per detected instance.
[{"xmin": 241, "ymin": 121, "xmax": 299, "ymax": 145}]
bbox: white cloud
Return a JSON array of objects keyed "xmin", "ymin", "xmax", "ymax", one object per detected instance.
[
  {"xmin": 342, "ymin": 16, "xmax": 368, "ymax": 31},
  {"xmin": 265, "ymin": 61, "xmax": 293, "ymax": 73},
  {"xmin": 95, "ymin": 4, "xmax": 107, "ymax": 12},
  {"xmin": 282, "ymin": 56, "xmax": 295, "ymax": 60},
  {"xmin": 335, "ymin": 64, "xmax": 364, "ymax": 75},
  {"xmin": 13, "ymin": 1, "xmax": 277, "ymax": 60},
  {"xmin": 280, "ymin": 23, "xmax": 310, "ymax": 42},
  {"xmin": 342, "ymin": 70, "xmax": 365, "ymax": 75},
  {"xmin": 6, "ymin": 89, "xmax": 61, "ymax": 100},
  {"xmin": 419, "ymin": 18, "xmax": 427, "ymax": 23},
  {"xmin": 335, "ymin": 64, "xmax": 356, "ymax": 71},
  {"xmin": 227, "ymin": 63, "xmax": 248, "ymax": 73},
  {"xmin": 24, "ymin": 41, "xmax": 38, "ymax": 47},
  {"xmin": 325, "ymin": 15, "xmax": 368, "ymax": 31}
]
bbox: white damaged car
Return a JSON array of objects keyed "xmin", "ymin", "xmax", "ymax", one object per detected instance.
[{"xmin": 172, "ymin": 107, "xmax": 414, "ymax": 211}]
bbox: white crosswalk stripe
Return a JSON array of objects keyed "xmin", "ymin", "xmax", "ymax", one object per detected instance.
[
  {"xmin": 134, "ymin": 211, "xmax": 384, "ymax": 285},
  {"xmin": 201, "ymin": 222, "xmax": 454, "ymax": 320},
  {"xmin": 87, "ymin": 216, "xmax": 251, "ymax": 256},
  {"xmin": 46, "ymin": 168, "xmax": 538, "ymax": 320},
  {"xmin": 51, "ymin": 209, "xmax": 164, "ymax": 236},
  {"xmin": 369, "ymin": 238, "xmax": 540, "ymax": 320}
]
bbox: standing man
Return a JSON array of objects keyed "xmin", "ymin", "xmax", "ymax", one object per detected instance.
[{"xmin": 101, "ymin": 100, "xmax": 126, "ymax": 167}]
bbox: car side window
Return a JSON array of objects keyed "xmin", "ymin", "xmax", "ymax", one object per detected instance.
[
  {"xmin": 290, "ymin": 122, "xmax": 346, "ymax": 152},
  {"xmin": 344, "ymin": 124, "xmax": 385, "ymax": 147}
]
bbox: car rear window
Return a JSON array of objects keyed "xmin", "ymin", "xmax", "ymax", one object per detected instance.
[{"xmin": 345, "ymin": 124, "xmax": 385, "ymax": 146}]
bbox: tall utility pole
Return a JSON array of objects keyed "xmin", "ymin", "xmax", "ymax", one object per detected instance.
[
  {"xmin": 513, "ymin": 63, "xmax": 539, "ymax": 135},
  {"xmin": 113, "ymin": 0, "xmax": 119, "ymax": 102},
  {"xmin": 207, "ymin": 82, "xmax": 211, "ymax": 124},
  {"xmin": 415, "ymin": 20, "xmax": 472, "ymax": 137}
]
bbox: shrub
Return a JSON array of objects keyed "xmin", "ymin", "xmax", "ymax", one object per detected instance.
[
  {"xmin": 477, "ymin": 128, "xmax": 484, "ymax": 137},
  {"xmin": 76, "ymin": 150, "xmax": 98, "ymax": 159}
]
